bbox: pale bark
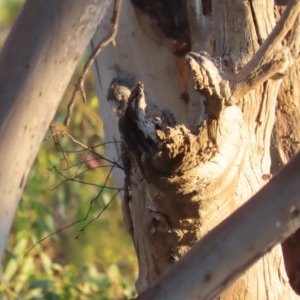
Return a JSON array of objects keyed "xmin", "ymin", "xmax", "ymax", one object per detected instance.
[
  {"xmin": 93, "ymin": 0, "xmax": 300, "ymax": 299},
  {"xmin": 138, "ymin": 150, "xmax": 300, "ymax": 299},
  {"xmin": 0, "ymin": 0, "xmax": 110, "ymax": 262}
]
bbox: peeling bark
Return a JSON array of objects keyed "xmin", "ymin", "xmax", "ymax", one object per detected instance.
[
  {"xmin": 138, "ymin": 150, "xmax": 300, "ymax": 300},
  {"xmin": 93, "ymin": 0, "xmax": 300, "ymax": 298}
]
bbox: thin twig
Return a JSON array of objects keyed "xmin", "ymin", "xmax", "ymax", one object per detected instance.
[
  {"xmin": 48, "ymin": 165, "xmax": 122, "ymax": 191},
  {"xmin": 24, "ymin": 189, "xmax": 120, "ymax": 258},
  {"xmin": 51, "ymin": 124, "xmax": 124, "ymax": 169},
  {"xmin": 50, "ymin": 126, "xmax": 70, "ymax": 170},
  {"xmin": 75, "ymin": 190, "xmax": 120, "ymax": 239},
  {"xmin": 25, "ymin": 163, "xmax": 122, "ymax": 257},
  {"xmin": 62, "ymin": 162, "xmax": 113, "ymax": 172},
  {"xmin": 64, "ymin": 0, "xmax": 122, "ymax": 126},
  {"xmin": 78, "ymin": 164, "xmax": 117, "ymax": 222}
]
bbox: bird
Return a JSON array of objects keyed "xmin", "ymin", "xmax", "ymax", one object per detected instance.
[
  {"xmin": 107, "ymin": 72, "xmax": 136, "ymax": 117},
  {"xmin": 107, "ymin": 72, "xmax": 177, "ymax": 128},
  {"xmin": 107, "ymin": 72, "xmax": 178, "ymax": 183}
]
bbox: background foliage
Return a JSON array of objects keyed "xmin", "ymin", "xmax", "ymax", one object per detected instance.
[{"xmin": 0, "ymin": 1, "xmax": 137, "ymax": 299}]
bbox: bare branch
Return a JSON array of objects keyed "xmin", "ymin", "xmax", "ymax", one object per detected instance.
[
  {"xmin": 230, "ymin": 0, "xmax": 300, "ymax": 104},
  {"xmin": 75, "ymin": 190, "xmax": 120, "ymax": 239},
  {"xmin": 50, "ymin": 124, "xmax": 124, "ymax": 169},
  {"xmin": 188, "ymin": 1, "xmax": 300, "ymax": 106},
  {"xmin": 64, "ymin": 0, "xmax": 122, "ymax": 126},
  {"xmin": 24, "ymin": 188, "xmax": 120, "ymax": 257},
  {"xmin": 24, "ymin": 131, "xmax": 123, "ymax": 257}
]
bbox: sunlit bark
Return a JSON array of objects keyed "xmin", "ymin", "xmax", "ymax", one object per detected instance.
[{"xmin": 94, "ymin": 0, "xmax": 300, "ymax": 298}]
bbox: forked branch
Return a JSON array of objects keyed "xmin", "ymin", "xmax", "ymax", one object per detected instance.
[
  {"xmin": 186, "ymin": 0, "xmax": 300, "ymax": 106},
  {"xmin": 230, "ymin": 0, "xmax": 300, "ymax": 104}
]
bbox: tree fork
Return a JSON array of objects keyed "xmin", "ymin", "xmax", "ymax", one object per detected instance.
[{"xmin": 94, "ymin": 0, "xmax": 300, "ymax": 297}]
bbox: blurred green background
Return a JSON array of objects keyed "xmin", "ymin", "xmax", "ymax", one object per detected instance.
[{"xmin": 0, "ymin": 1, "xmax": 137, "ymax": 299}]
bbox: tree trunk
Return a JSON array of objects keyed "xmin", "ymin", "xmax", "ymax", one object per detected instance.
[
  {"xmin": 93, "ymin": 0, "xmax": 300, "ymax": 298},
  {"xmin": 0, "ymin": 0, "xmax": 110, "ymax": 261}
]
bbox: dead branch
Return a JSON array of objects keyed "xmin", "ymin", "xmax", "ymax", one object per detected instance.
[
  {"xmin": 50, "ymin": 124, "xmax": 124, "ymax": 169},
  {"xmin": 186, "ymin": 1, "xmax": 300, "ymax": 106},
  {"xmin": 230, "ymin": 0, "xmax": 300, "ymax": 104},
  {"xmin": 24, "ymin": 189, "xmax": 120, "ymax": 257},
  {"xmin": 64, "ymin": 0, "xmax": 122, "ymax": 126},
  {"xmin": 25, "ymin": 126, "xmax": 123, "ymax": 257}
]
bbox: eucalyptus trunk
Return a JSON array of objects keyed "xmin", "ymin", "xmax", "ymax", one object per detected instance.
[
  {"xmin": 0, "ymin": 0, "xmax": 109, "ymax": 262},
  {"xmin": 94, "ymin": 1, "xmax": 300, "ymax": 298}
]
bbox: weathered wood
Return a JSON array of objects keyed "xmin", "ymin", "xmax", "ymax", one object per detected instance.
[
  {"xmin": 137, "ymin": 150, "xmax": 300, "ymax": 300},
  {"xmin": 93, "ymin": 0, "xmax": 300, "ymax": 298}
]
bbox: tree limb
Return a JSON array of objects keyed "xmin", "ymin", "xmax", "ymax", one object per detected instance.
[
  {"xmin": 0, "ymin": 0, "xmax": 110, "ymax": 262},
  {"xmin": 186, "ymin": 0, "xmax": 300, "ymax": 106},
  {"xmin": 230, "ymin": 0, "xmax": 300, "ymax": 104}
]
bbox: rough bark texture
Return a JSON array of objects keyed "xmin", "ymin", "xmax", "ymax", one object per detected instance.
[
  {"xmin": 93, "ymin": 0, "xmax": 300, "ymax": 298},
  {"xmin": 273, "ymin": 12, "xmax": 300, "ymax": 293},
  {"xmin": 137, "ymin": 151, "xmax": 300, "ymax": 299}
]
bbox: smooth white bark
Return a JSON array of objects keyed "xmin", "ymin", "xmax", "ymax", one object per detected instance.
[{"xmin": 0, "ymin": 0, "xmax": 110, "ymax": 262}]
